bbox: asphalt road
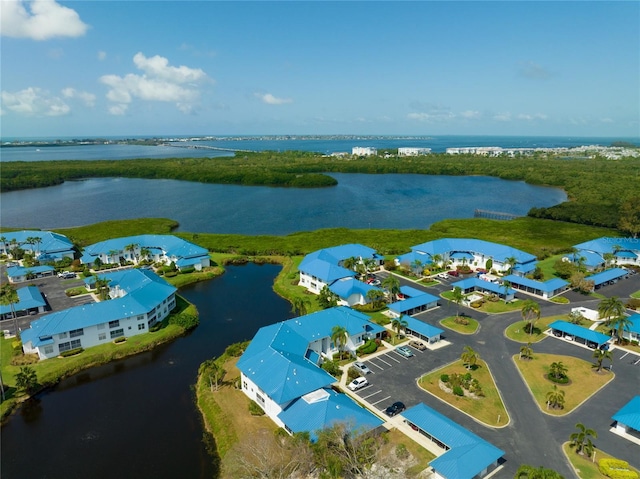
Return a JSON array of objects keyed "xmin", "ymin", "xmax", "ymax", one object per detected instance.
[{"xmin": 357, "ymin": 271, "xmax": 640, "ymax": 478}]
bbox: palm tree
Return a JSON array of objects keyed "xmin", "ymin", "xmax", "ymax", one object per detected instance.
[
  {"xmin": 94, "ymin": 277, "xmax": 110, "ymax": 301},
  {"xmin": 597, "ymin": 296, "xmax": 625, "ymax": 321},
  {"xmin": 546, "ymin": 385, "xmax": 566, "ymax": 410},
  {"xmin": 0, "ymin": 283, "xmax": 20, "ymax": 336},
  {"xmin": 342, "ymin": 256, "xmax": 358, "ymax": 271},
  {"xmin": 382, "ymin": 275, "xmax": 401, "ymax": 302},
  {"xmin": 0, "ymin": 236, "xmax": 7, "ymax": 255},
  {"xmin": 290, "ymin": 297, "xmax": 311, "ymax": 317},
  {"xmin": 592, "ymin": 349, "xmax": 612, "ymax": 372},
  {"xmin": 460, "ymin": 345, "xmax": 479, "ymax": 369},
  {"xmin": 449, "ymin": 286, "xmax": 465, "ymax": 320},
  {"xmin": 515, "ymin": 464, "xmax": 564, "ymax": 479},
  {"xmin": 521, "ymin": 299, "xmax": 541, "ymax": 335},
  {"xmin": 607, "ymin": 315, "xmax": 633, "ymax": 344},
  {"xmin": 548, "ymin": 361, "xmax": 568, "ymax": 381},
  {"xmin": 504, "ymin": 256, "xmax": 517, "ymax": 274},
  {"xmin": 410, "ymin": 259, "xmax": 423, "ymax": 277},
  {"xmin": 331, "ymin": 325, "xmax": 349, "ymax": 359},
  {"xmin": 391, "ymin": 316, "xmax": 408, "ymax": 339},
  {"xmin": 363, "ymin": 258, "xmax": 377, "ymax": 275},
  {"xmin": 432, "ymin": 254, "xmax": 443, "ymax": 270},
  {"xmin": 124, "ymin": 243, "xmax": 138, "ymax": 263},
  {"xmin": 108, "ymin": 249, "xmax": 120, "ymax": 264},
  {"xmin": 602, "ymin": 252, "xmax": 615, "ymax": 268},
  {"xmin": 519, "ymin": 342, "xmax": 533, "ymax": 360},
  {"xmin": 139, "ymin": 247, "xmax": 151, "ymax": 262},
  {"xmin": 366, "ymin": 289, "xmax": 385, "ymax": 309},
  {"xmin": 569, "ymin": 423, "xmax": 597, "ymax": 457}
]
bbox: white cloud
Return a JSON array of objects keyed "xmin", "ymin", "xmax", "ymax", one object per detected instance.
[
  {"xmin": 1, "ymin": 87, "xmax": 70, "ymax": 116},
  {"xmin": 493, "ymin": 112, "xmax": 512, "ymax": 122},
  {"xmin": 255, "ymin": 92, "xmax": 293, "ymax": 105},
  {"xmin": 460, "ymin": 110, "xmax": 481, "ymax": 119},
  {"xmin": 519, "ymin": 61, "xmax": 552, "ymax": 80},
  {"xmin": 100, "ymin": 52, "xmax": 212, "ymax": 115},
  {"xmin": 98, "ymin": 51, "xmax": 107, "ymax": 61},
  {"xmin": 407, "ymin": 111, "xmax": 455, "ymax": 122},
  {"xmin": 1, "ymin": 0, "xmax": 89, "ymax": 40},
  {"xmin": 61, "ymin": 87, "xmax": 96, "ymax": 107}
]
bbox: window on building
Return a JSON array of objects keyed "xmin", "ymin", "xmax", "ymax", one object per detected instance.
[
  {"xmin": 44, "ymin": 345, "xmax": 54, "ymax": 354},
  {"xmin": 59, "ymin": 341, "xmax": 72, "ymax": 353},
  {"xmin": 98, "ymin": 332, "xmax": 107, "ymax": 341},
  {"xmin": 110, "ymin": 329, "xmax": 124, "ymax": 339},
  {"xmin": 58, "ymin": 332, "xmax": 68, "ymax": 339},
  {"xmin": 69, "ymin": 328, "xmax": 84, "ymax": 338},
  {"xmin": 138, "ymin": 323, "xmax": 145, "ymax": 331},
  {"xmin": 137, "ymin": 315, "xmax": 144, "ymax": 321},
  {"xmin": 70, "ymin": 339, "xmax": 81, "ymax": 349},
  {"xmin": 109, "ymin": 320, "xmax": 120, "ymax": 328},
  {"xmin": 256, "ymin": 393, "xmax": 265, "ymax": 407},
  {"xmin": 97, "ymin": 323, "xmax": 105, "ymax": 330}
]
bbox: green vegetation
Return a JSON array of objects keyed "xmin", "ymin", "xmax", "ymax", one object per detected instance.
[
  {"xmin": 513, "ymin": 353, "xmax": 613, "ymax": 416},
  {"xmin": 4, "ymin": 151, "xmax": 640, "ymax": 230},
  {"xmin": 1, "ymin": 295, "xmax": 197, "ymax": 421},
  {"xmin": 505, "ymin": 316, "xmax": 564, "ymax": 342},
  {"xmin": 440, "ymin": 315, "xmax": 479, "ymax": 334},
  {"xmin": 563, "ymin": 442, "xmax": 640, "ymax": 479},
  {"xmin": 419, "ymin": 359, "xmax": 508, "ymax": 427}
]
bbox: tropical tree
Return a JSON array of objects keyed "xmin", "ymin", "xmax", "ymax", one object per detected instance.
[
  {"xmin": 461, "ymin": 345, "xmax": 479, "ymax": 369},
  {"xmin": 318, "ymin": 286, "xmax": 338, "ymax": 309},
  {"xmin": 331, "ymin": 325, "xmax": 349, "ymax": 359},
  {"xmin": 366, "ymin": 289, "xmax": 385, "ymax": 309},
  {"xmin": 382, "ymin": 275, "xmax": 401, "ymax": 302},
  {"xmin": 607, "ymin": 314, "xmax": 633, "ymax": 344},
  {"xmin": 502, "ymin": 280, "xmax": 512, "ymax": 302},
  {"xmin": 15, "ymin": 366, "xmax": 38, "ymax": 394},
  {"xmin": 362, "ymin": 258, "xmax": 377, "ymax": 276},
  {"xmin": 597, "ymin": 296, "xmax": 625, "ymax": 322},
  {"xmin": 515, "ymin": 464, "xmax": 564, "ymax": 479},
  {"xmin": 342, "ymin": 256, "xmax": 358, "ymax": 271},
  {"xmin": 0, "ymin": 236, "xmax": 7, "ymax": 255},
  {"xmin": 291, "ymin": 297, "xmax": 311, "ymax": 317},
  {"xmin": 592, "ymin": 348, "xmax": 613, "ymax": 372},
  {"xmin": 108, "ymin": 249, "xmax": 120, "ymax": 264},
  {"xmin": 432, "ymin": 254, "xmax": 443, "ymax": 270},
  {"xmin": 548, "ymin": 361, "xmax": 568, "ymax": 381},
  {"xmin": 0, "ymin": 283, "xmax": 20, "ymax": 336},
  {"xmin": 568, "ymin": 310, "xmax": 585, "ymax": 325},
  {"xmin": 139, "ymin": 247, "xmax": 151, "ymax": 262},
  {"xmin": 618, "ymin": 194, "xmax": 640, "ymax": 238},
  {"xmin": 602, "ymin": 252, "xmax": 615, "ymax": 268},
  {"xmin": 450, "ymin": 286, "xmax": 465, "ymax": 319},
  {"xmin": 199, "ymin": 358, "xmax": 226, "ymax": 392},
  {"xmin": 519, "ymin": 342, "xmax": 533, "ymax": 360},
  {"xmin": 521, "ymin": 300, "xmax": 541, "ymax": 335},
  {"xmin": 504, "ymin": 256, "xmax": 518, "ymax": 274},
  {"xmin": 124, "ymin": 243, "xmax": 138, "ymax": 262},
  {"xmin": 545, "ymin": 385, "xmax": 566, "ymax": 410},
  {"xmin": 410, "ymin": 259, "xmax": 423, "ymax": 277},
  {"xmin": 569, "ymin": 423, "xmax": 597, "ymax": 457},
  {"xmin": 94, "ymin": 277, "xmax": 111, "ymax": 301},
  {"xmin": 391, "ymin": 316, "xmax": 408, "ymax": 339}
]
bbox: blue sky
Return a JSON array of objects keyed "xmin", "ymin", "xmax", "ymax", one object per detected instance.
[{"xmin": 1, "ymin": 1, "xmax": 638, "ymax": 138}]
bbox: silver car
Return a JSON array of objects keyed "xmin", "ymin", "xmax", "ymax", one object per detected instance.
[{"xmin": 352, "ymin": 361, "xmax": 372, "ymax": 374}]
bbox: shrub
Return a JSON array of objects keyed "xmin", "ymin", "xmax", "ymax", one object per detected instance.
[
  {"xmin": 61, "ymin": 347, "xmax": 84, "ymax": 357},
  {"xmin": 113, "ymin": 337, "xmax": 126, "ymax": 344},
  {"xmin": 395, "ymin": 443, "xmax": 409, "ymax": 460},
  {"xmin": 11, "ymin": 353, "xmax": 39, "ymax": 366},
  {"xmin": 470, "ymin": 300, "xmax": 484, "ymax": 308},
  {"xmin": 321, "ymin": 360, "xmax": 341, "ymax": 377},
  {"xmin": 547, "ymin": 374, "xmax": 569, "ymax": 384},
  {"xmin": 440, "ymin": 374, "xmax": 450, "ymax": 383},
  {"xmin": 164, "ymin": 271, "xmax": 178, "ymax": 277},
  {"xmin": 149, "ymin": 323, "xmax": 162, "ymax": 332},
  {"xmin": 357, "ymin": 339, "xmax": 378, "ymax": 355},
  {"xmin": 347, "ymin": 367, "xmax": 361, "ymax": 381},
  {"xmin": 626, "ymin": 298, "xmax": 640, "ymax": 310},
  {"xmin": 454, "ymin": 316, "xmax": 470, "ymax": 325},
  {"xmin": 599, "ymin": 459, "xmax": 638, "ymax": 479},
  {"xmin": 169, "ymin": 312, "xmax": 199, "ymax": 330},
  {"xmin": 224, "ymin": 341, "xmax": 249, "ymax": 357},
  {"xmin": 179, "ymin": 266, "xmax": 196, "ymax": 274},
  {"xmin": 248, "ymin": 400, "xmax": 265, "ymax": 416},
  {"xmin": 453, "ymin": 385, "xmax": 464, "ymax": 396}
]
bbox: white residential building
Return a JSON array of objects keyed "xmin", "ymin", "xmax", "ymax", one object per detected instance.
[{"xmin": 352, "ymin": 146, "xmax": 377, "ymax": 156}]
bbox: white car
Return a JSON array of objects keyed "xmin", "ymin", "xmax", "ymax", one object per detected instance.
[{"xmin": 347, "ymin": 377, "xmax": 369, "ymax": 391}]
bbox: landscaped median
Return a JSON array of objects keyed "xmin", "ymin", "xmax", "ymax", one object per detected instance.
[
  {"xmin": 505, "ymin": 315, "xmax": 566, "ymax": 343},
  {"xmin": 512, "ymin": 353, "xmax": 614, "ymax": 416},
  {"xmin": 439, "ymin": 315, "xmax": 480, "ymax": 334},
  {"xmin": 562, "ymin": 442, "xmax": 640, "ymax": 479},
  {"xmin": 417, "ymin": 359, "xmax": 509, "ymax": 427}
]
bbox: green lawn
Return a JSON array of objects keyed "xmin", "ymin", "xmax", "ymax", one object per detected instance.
[
  {"xmin": 418, "ymin": 359, "xmax": 508, "ymax": 427},
  {"xmin": 630, "ymin": 290, "xmax": 640, "ymax": 299},
  {"xmin": 535, "ymin": 254, "xmax": 566, "ymax": 281},
  {"xmin": 440, "ymin": 316, "xmax": 479, "ymax": 335},
  {"xmin": 513, "ymin": 353, "xmax": 614, "ymax": 416},
  {"xmin": 562, "ymin": 442, "xmax": 640, "ymax": 479},
  {"xmin": 505, "ymin": 315, "xmax": 567, "ymax": 343}
]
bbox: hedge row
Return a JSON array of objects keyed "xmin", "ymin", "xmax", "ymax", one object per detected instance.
[{"xmin": 599, "ymin": 459, "xmax": 639, "ymax": 479}]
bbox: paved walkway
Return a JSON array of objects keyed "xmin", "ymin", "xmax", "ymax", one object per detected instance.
[{"xmin": 347, "ymin": 269, "xmax": 640, "ymax": 478}]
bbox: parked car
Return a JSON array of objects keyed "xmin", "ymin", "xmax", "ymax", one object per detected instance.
[
  {"xmin": 58, "ymin": 271, "xmax": 76, "ymax": 279},
  {"xmin": 396, "ymin": 346, "xmax": 414, "ymax": 358},
  {"xmin": 352, "ymin": 362, "xmax": 372, "ymax": 374},
  {"xmin": 347, "ymin": 377, "xmax": 369, "ymax": 391},
  {"xmin": 437, "ymin": 272, "xmax": 449, "ymax": 279},
  {"xmin": 448, "ymin": 270, "xmax": 460, "ymax": 277},
  {"xmin": 409, "ymin": 340, "xmax": 426, "ymax": 351},
  {"xmin": 370, "ymin": 279, "xmax": 381, "ymax": 286},
  {"xmin": 385, "ymin": 401, "xmax": 406, "ymax": 417}
]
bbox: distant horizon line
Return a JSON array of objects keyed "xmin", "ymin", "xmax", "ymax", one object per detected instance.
[{"xmin": 3, "ymin": 133, "xmax": 639, "ymax": 142}]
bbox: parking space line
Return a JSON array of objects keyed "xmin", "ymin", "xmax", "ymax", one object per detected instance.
[
  {"xmin": 366, "ymin": 361, "xmax": 384, "ymax": 371},
  {"xmin": 362, "ymin": 390, "xmax": 383, "ymax": 400},
  {"xmin": 384, "ymin": 354, "xmax": 401, "ymax": 364},
  {"xmin": 391, "ymin": 351, "xmax": 410, "ymax": 360},
  {"xmin": 370, "ymin": 395, "xmax": 391, "ymax": 406},
  {"xmin": 376, "ymin": 356, "xmax": 394, "ymax": 366},
  {"xmin": 619, "ymin": 351, "xmax": 629, "ymax": 360}
]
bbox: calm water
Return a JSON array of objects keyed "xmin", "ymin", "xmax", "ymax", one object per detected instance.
[
  {"xmin": 0, "ymin": 263, "xmax": 292, "ymax": 479},
  {"xmin": 1, "ymin": 135, "xmax": 636, "ymax": 161},
  {"xmin": 0, "ymin": 174, "xmax": 566, "ymax": 233}
]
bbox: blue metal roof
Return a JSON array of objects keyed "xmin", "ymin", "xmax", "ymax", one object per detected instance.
[
  {"xmin": 410, "ymin": 238, "xmax": 536, "ymax": 265},
  {"xmin": 401, "ymin": 315, "xmax": 444, "ymax": 338},
  {"xmin": 400, "ymin": 286, "xmax": 429, "ymax": 297},
  {"xmin": 0, "ymin": 286, "xmax": 46, "ymax": 315},
  {"xmin": 585, "ymin": 268, "xmax": 628, "ymax": 286},
  {"xmin": 452, "ymin": 278, "xmax": 515, "ymax": 296},
  {"xmin": 1, "ymin": 230, "xmax": 74, "ymax": 255},
  {"xmin": 612, "ymin": 396, "xmax": 640, "ymax": 432},
  {"xmin": 548, "ymin": 321, "xmax": 611, "ymax": 345},
  {"xmin": 299, "ymin": 257, "xmax": 356, "ymax": 283},
  {"xmin": 624, "ymin": 314, "xmax": 640, "ymax": 334},
  {"xmin": 578, "ymin": 251, "xmax": 606, "ymax": 268},
  {"xmin": 502, "ymin": 275, "xmax": 568, "ymax": 293},
  {"xmin": 329, "ymin": 278, "xmax": 380, "ymax": 300},
  {"xmin": 396, "ymin": 250, "xmax": 432, "ymax": 267},
  {"xmin": 83, "ymin": 234, "xmax": 208, "ymax": 262},
  {"xmin": 20, "ymin": 269, "xmax": 176, "ymax": 345},
  {"xmin": 388, "ymin": 294, "xmax": 439, "ymax": 314},
  {"xmin": 286, "ymin": 306, "xmax": 385, "ymax": 341},
  {"xmin": 574, "ymin": 237, "xmax": 640, "ymax": 256},
  {"xmin": 403, "ymin": 403, "xmax": 504, "ymax": 479},
  {"xmin": 277, "ymin": 388, "xmax": 383, "ymax": 442},
  {"xmin": 6, "ymin": 265, "xmax": 55, "ymax": 278}
]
